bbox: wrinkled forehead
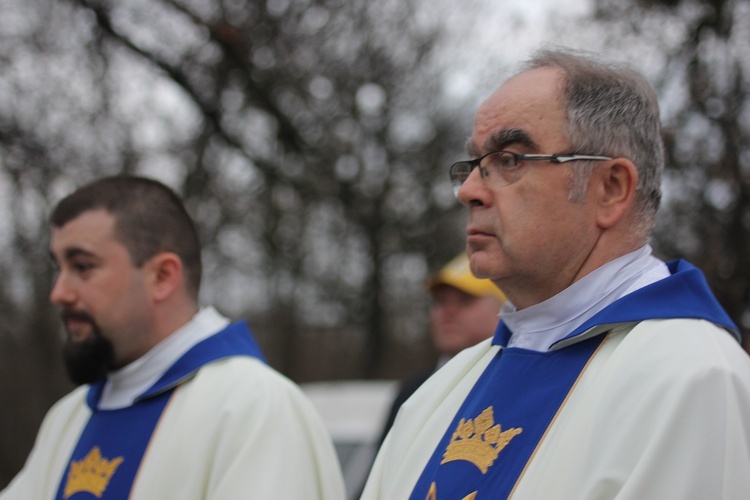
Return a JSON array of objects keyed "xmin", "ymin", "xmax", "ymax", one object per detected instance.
[{"xmin": 469, "ymin": 67, "xmax": 567, "ymax": 155}]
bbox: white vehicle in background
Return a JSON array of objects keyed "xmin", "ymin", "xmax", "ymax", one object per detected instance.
[{"xmin": 302, "ymin": 380, "xmax": 398, "ymax": 499}]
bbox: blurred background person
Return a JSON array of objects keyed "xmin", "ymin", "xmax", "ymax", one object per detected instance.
[{"xmin": 378, "ymin": 252, "xmax": 505, "ymax": 442}]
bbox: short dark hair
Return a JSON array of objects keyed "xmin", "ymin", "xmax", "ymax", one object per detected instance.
[{"xmin": 50, "ymin": 175, "xmax": 202, "ymax": 299}]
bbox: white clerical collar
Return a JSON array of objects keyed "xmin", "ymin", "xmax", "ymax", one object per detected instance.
[
  {"xmin": 500, "ymin": 245, "xmax": 670, "ymax": 352},
  {"xmin": 99, "ymin": 306, "xmax": 230, "ymax": 410}
]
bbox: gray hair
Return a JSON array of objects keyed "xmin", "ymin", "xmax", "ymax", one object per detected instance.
[{"xmin": 523, "ymin": 48, "xmax": 664, "ymax": 239}]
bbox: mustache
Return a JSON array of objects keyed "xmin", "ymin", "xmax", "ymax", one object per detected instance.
[{"xmin": 60, "ymin": 309, "xmax": 95, "ymax": 324}]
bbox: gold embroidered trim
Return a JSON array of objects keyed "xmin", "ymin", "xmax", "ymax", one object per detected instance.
[
  {"xmin": 440, "ymin": 406, "xmax": 522, "ymax": 474},
  {"xmin": 425, "ymin": 482, "xmax": 478, "ymax": 500},
  {"xmin": 64, "ymin": 446, "xmax": 124, "ymax": 499}
]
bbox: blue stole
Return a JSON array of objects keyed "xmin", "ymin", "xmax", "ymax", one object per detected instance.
[
  {"xmin": 55, "ymin": 321, "xmax": 265, "ymax": 500},
  {"xmin": 410, "ymin": 260, "xmax": 737, "ymax": 499}
]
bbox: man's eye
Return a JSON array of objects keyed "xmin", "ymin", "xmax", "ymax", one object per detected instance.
[
  {"xmin": 499, "ymin": 157, "xmax": 515, "ymax": 169},
  {"xmin": 492, "ymin": 154, "xmax": 516, "ymax": 170},
  {"xmin": 73, "ymin": 262, "xmax": 94, "ymax": 273},
  {"xmin": 483, "ymin": 153, "xmax": 514, "ymax": 173}
]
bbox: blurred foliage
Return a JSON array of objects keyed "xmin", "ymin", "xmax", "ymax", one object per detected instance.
[
  {"xmin": 1, "ymin": 0, "xmax": 748, "ymax": 489},
  {"xmin": 0, "ymin": 0, "xmax": 470, "ymax": 485}
]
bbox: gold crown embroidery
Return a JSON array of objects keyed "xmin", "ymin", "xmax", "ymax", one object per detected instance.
[
  {"xmin": 440, "ymin": 406, "xmax": 522, "ymax": 474},
  {"xmin": 64, "ymin": 446, "xmax": 124, "ymax": 499}
]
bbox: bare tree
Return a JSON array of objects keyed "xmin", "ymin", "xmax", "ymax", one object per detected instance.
[{"xmin": 0, "ymin": 0, "xmax": 471, "ymax": 484}]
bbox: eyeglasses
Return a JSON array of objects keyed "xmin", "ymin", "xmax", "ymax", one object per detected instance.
[{"xmin": 449, "ymin": 150, "xmax": 612, "ymax": 196}]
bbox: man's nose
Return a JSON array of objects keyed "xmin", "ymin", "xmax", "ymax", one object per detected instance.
[
  {"xmin": 49, "ymin": 272, "xmax": 75, "ymax": 306},
  {"xmin": 456, "ymin": 167, "xmax": 489, "ymax": 207}
]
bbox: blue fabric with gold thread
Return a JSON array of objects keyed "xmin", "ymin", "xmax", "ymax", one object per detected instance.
[
  {"xmin": 409, "ymin": 260, "xmax": 738, "ymax": 499},
  {"xmin": 54, "ymin": 322, "xmax": 265, "ymax": 500},
  {"xmin": 409, "ymin": 330, "xmax": 604, "ymax": 499}
]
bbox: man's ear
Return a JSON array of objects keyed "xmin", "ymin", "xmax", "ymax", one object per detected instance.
[
  {"xmin": 147, "ymin": 252, "xmax": 184, "ymax": 303},
  {"xmin": 594, "ymin": 158, "xmax": 639, "ymax": 229}
]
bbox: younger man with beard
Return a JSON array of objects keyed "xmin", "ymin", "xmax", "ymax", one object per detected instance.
[{"xmin": 1, "ymin": 175, "xmax": 345, "ymax": 500}]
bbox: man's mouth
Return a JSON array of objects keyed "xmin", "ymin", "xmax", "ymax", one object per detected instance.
[
  {"xmin": 60, "ymin": 311, "xmax": 95, "ymax": 341},
  {"xmin": 467, "ymin": 228, "xmax": 494, "ymax": 240}
]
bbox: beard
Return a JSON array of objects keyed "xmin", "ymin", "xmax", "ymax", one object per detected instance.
[{"xmin": 61, "ymin": 310, "xmax": 115, "ymax": 386}]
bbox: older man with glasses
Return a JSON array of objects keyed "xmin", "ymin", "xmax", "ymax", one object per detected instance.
[{"xmin": 361, "ymin": 48, "xmax": 750, "ymax": 500}]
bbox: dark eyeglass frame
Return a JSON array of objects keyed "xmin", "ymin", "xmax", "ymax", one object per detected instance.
[{"xmin": 449, "ymin": 150, "xmax": 612, "ymax": 196}]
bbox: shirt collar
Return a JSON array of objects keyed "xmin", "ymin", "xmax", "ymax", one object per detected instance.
[
  {"xmin": 98, "ymin": 306, "xmax": 230, "ymax": 409},
  {"xmin": 497, "ymin": 245, "xmax": 670, "ymax": 352}
]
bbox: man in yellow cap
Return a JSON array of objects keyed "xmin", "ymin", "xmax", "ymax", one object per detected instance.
[
  {"xmin": 427, "ymin": 252, "xmax": 506, "ymax": 361},
  {"xmin": 378, "ymin": 253, "xmax": 505, "ymax": 440}
]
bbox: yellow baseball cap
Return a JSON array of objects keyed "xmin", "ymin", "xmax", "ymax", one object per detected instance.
[{"xmin": 428, "ymin": 253, "xmax": 506, "ymax": 302}]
